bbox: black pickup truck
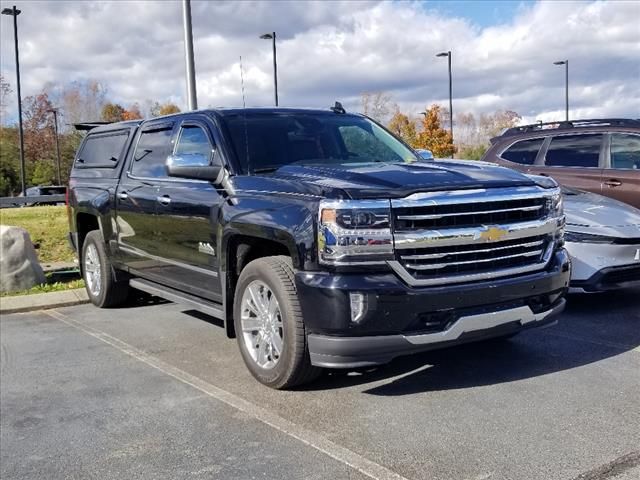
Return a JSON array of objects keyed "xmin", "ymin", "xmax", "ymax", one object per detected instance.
[{"xmin": 68, "ymin": 107, "xmax": 570, "ymax": 388}]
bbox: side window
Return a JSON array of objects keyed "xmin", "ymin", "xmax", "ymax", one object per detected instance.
[
  {"xmin": 77, "ymin": 131, "xmax": 129, "ymax": 167},
  {"xmin": 500, "ymin": 138, "xmax": 545, "ymax": 165},
  {"xmin": 610, "ymin": 133, "xmax": 640, "ymax": 170},
  {"xmin": 545, "ymin": 134, "xmax": 602, "ymax": 167},
  {"xmin": 131, "ymin": 126, "xmax": 173, "ymax": 178},
  {"xmin": 174, "ymin": 125, "xmax": 213, "ymax": 165}
]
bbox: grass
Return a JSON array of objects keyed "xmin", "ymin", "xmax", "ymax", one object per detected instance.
[
  {"xmin": 0, "ymin": 205, "xmax": 75, "ymax": 263},
  {"xmin": 1, "ymin": 278, "xmax": 85, "ymax": 297}
]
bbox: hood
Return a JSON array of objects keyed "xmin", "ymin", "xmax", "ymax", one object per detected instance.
[
  {"xmin": 259, "ymin": 161, "xmax": 535, "ymax": 199},
  {"xmin": 564, "ymin": 189, "xmax": 640, "ymax": 237}
]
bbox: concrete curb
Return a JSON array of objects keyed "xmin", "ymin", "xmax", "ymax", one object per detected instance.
[{"xmin": 0, "ymin": 288, "xmax": 89, "ymax": 314}]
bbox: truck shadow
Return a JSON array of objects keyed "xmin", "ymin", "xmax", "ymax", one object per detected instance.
[{"xmin": 309, "ymin": 288, "xmax": 640, "ymax": 395}]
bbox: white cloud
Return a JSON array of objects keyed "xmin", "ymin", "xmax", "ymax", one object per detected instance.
[{"xmin": 1, "ymin": 0, "xmax": 638, "ymax": 124}]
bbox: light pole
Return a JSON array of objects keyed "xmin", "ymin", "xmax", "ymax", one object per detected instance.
[
  {"xmin": 260, "ymin": 32, "xmax": 278, "ymax": 106},
  {"xmin": 47, "ymin": 108, "xmax": 62, "ymax": 185},
  {"xmin": 553, "ymin": 59, "xmax": 569, "ymax": 121},
  {"xmin": 182, "ymin": 0, "xmax": 197, "ymax": 110},
  {"xmin": 2, "ymin": 5, "xmax": 26, "ymax": 195},
  {"xmin": 436, "ymin": 51, "xmax": 453, "ymax": 142}
]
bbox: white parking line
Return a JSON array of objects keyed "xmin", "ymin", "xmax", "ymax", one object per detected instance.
[{"xmin": 44, "ymin": 309, "xmax": 409, "ymax": 480}]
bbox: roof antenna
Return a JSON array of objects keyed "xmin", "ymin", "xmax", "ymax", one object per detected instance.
[
  {"xmin": 239, "ymin": 55, "xmax": 251, "ymax": 175},
  {"xmin": 239, "ymin": 56, "xmax": 246, "ymax": 108},
  {"xmin": 330, "ymin": 101, "xmax": 346, "ymax": 114}
]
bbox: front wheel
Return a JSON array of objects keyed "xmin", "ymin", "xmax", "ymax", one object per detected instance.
[
  {"xmin": 233, "ymin": 256, "xmax": 321, "ymax": 389},
  {"xmin": 82, "ymin": 230, "xmax": 129, "ymax": 308}
]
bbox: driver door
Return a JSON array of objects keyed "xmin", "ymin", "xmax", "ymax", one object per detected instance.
[{"xmin": 153, "ymin": 117, "xmax": 225, "ymax": 302}]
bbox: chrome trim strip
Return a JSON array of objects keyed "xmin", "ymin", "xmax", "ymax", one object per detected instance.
[
  {"xmin": 403, "ymin": 249, "xmax": 543, "ymax": 271},
  {"xmin": 390, "ymin": 186, "xmax": 559, "ymax": 209},
  {"xmin": 118, "ymin": 245, "xmax": 219, "ymax": 277},
  {"xmin": 388, "ymin": 241, "xmax": 555, "ymax": 286},
  {"xmin": 396, "ymin": 205, "xmax": 542, "ymax": 221},
  {"xmin": 403, "ymin": 300, "xmax": 565, "ymax": 345},
  {"xmin": 400, "ymin": 240, "xmax": 545, "ymax": 260},
  {"xmin": 320, "ymin": 199, "xmax": 392, "ymax": 210},
  {"xmin": 394, "ymin": 218, "xmax": 558, "ymax": 250}
]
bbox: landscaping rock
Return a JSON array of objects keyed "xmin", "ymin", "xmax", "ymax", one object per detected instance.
[{"xmin": 0, "ymin": 225, "xmax": 46, "ymax": 293}]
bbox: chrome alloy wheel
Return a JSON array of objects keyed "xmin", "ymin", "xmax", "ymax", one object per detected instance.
[
  {"xmin": 84, "ymin": 243, "xmax": 102, "ymax": 297},
  {"xmin": 240, "ymin": 280, "xmax": 284, "ymax": 370}
]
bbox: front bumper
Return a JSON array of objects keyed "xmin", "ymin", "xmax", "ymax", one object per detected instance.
[
  {"xmin": 308, "ymin": 299, "xmax": 565, "ymax": 368},
  {"xmin": 570, "ymin": 264, "xmax": 640, "ymax": 292},
  {"xmin": 296, "ymin": 249, "xmax": 570, "ymax": 368},
  {"xmin": 566, "ymin": 241, "xmax": 640, "ymax": 292}
]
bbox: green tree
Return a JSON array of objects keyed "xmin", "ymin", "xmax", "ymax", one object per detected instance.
[
  {"xmin": 31, "ymin": 160, "xmax": 56, "ymax": 186},
  {"xmin": 457, "ymin": 144, "xmax": 488, "ymax": 160},
  {"xmin": 414, "ymin": 105, "xmax": 456, "ymax": 157}
]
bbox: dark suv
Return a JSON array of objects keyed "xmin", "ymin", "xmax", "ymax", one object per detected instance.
[
  {"xmin": 67, "ymin": 107, "xmax": 569, "ymax": 388},
  {"xmin": 482, "ymin": 119, "xmax": 640, "ymax": 209}
]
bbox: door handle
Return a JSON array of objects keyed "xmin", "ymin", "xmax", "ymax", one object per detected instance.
[
  {"xmin": 157, "ymin": 195, "xmax": 171, "ymax": 205},
  {"xmin": 117, "ymin": 191, "xmax": 128, "ymax": 200},
  {"xmin": 604, "ymin": 179, "xmax": 622, "ymax": 187}
]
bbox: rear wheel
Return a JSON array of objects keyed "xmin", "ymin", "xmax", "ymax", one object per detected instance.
[
  {"xmin": 82, "ymin": 230, "xmax": 129, "ymax": 308},
  {"xmin": 233, "ymin": 256, "xmax": 321, "ymax": 389}
]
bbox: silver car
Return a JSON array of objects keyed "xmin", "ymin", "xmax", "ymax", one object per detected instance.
[{"xmin": 563, "ymin": 187, "xmax": 640, "ymax": 292}]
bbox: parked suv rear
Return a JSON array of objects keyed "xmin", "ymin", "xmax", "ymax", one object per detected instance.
[{"xmin": 482, "ymin": 119, "xmax": 640, "ymax": 209}]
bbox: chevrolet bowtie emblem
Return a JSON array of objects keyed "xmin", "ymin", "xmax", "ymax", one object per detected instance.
[{"xmin": 479, "ymin": 226, "xmax": 508, "ymax": 242}]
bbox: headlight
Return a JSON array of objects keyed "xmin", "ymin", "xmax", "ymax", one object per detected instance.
[
  {"xmin": 549, "ymin": 190, "xmax": 563, "ymax": 217},
  {"xmin": 565, "ymin": 231, "xmax": 616, "ymax": 244},
  {"xmin": 318, "ymin": 199, "xmax": 393, "ymax": 265}
]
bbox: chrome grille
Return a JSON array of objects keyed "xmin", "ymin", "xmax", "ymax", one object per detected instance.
[
  {"xmin": 388, "ymin": 186, "xmax": 561, "ymax": 287},
  {"xmin": 399, "ymin": 235, "xmax": 550, "ymax": 277},
  {"xmin": 394, "ymin": 197, "xmax": 548, "ymax": 230}
]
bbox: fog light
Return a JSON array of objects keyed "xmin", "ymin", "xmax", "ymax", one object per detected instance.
[{"xmin": 349, "ymin": 292, "xmax": 368, "ymax": 324}]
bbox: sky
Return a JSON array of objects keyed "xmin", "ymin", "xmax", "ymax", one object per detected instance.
[{"xmin": 1, "ymin": 0, "xmax": 639, "ymax": 125}]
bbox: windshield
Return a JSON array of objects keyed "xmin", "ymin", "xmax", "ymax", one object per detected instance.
[{"xmin": 220, "ymin": 112, "xmax": 418, "ymax": 173}]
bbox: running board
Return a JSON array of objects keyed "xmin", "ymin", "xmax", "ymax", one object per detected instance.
[{"xmin": 129, "ymin": 278, "xmax": 225, "ymax": 320}]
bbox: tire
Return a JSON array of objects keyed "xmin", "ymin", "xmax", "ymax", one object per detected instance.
[
  {"xmin": 82, "ymin": 230, "xmax": 129, "ymax": 308},
  {"xmin": 233, "ymin": 256, "xmax": 321, "ymax": 389}
]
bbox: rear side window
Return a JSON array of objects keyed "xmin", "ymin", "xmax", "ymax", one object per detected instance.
[
  {"xmin": 610, "ymin": 133, "xmax": 640, "ymax": 170},
  {"xmin": 131, "ymin": 125, "xmax": 174, "ymax": 178},
  {"xmin": 500, "ymin": 138, "xmax": 544, "ymax": 165},
  {"xmin": 76, "ymin": 131, "xmax": 129, "ymax": 168},
  {"xmin": 545, "ymin": 134, "xmax": 602, "ymax": 167}
]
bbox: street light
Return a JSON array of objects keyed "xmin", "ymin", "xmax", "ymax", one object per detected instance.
[
  {"xmin": 436, "ymin": 51, "xmax": 453, "ymax": 142},
  {"xmin": 260, "ymin": 32, "xmax": 279, "ymax": 106},
  {"xmin": 182, "ymin": 0, "xmax": 197, "ymax": 110},
  {"xmin": 2, "ymin": 5, "xmax": 26, "ymax": 195},
  {"xmin": 553, "ymin": 59, "xmax": 569, "ymax": 121},
  {"xmin": 47, "ymin": 108, "xmax": 62, "ymax": 185}
]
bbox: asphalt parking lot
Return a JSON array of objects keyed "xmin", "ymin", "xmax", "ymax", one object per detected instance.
[{"xmin": 2, "ymin": 288, "xmax": 639, "ymax": 480}]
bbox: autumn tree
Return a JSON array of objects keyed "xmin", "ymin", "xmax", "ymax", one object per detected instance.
[
  {"xmin": 158, "ymin": 102, "xmax": 181, "ymax": 116},
  {"xmin": 387, "ymin": 110, "xmax": 417, "ymax": 146},
  {"xmin": 122, "ymin": 103, "xmax": 143, "ymax": 120},
  {"xmin": 22, "ymin": 93, "xmax": 58, "ymax": 185},
  {"xmin": 479, "ymin": 110, "xmax": 522, "ymax": 139},
  {"xmin": 101, "ymin": 103, "xmax": 125, "ymax": 122},
  {"xmin": 44, "ymin": 79, "xmax": 108, "ymax": 130},
  {"xmin": 414, "ymin": 104, "xmax": 456, "ymax": 158}
]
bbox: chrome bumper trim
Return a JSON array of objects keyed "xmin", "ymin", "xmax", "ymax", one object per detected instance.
[
  {"xmin": 394, "ymin": 217, "xmax": 559, "ymax": 250},
  {"xmin": 403, "ymin": 300, "xmax": 566, "ymax": 345},
  {"xmin": 388, "ymin": 241, "xmax": 555, "ymax": 286}
]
